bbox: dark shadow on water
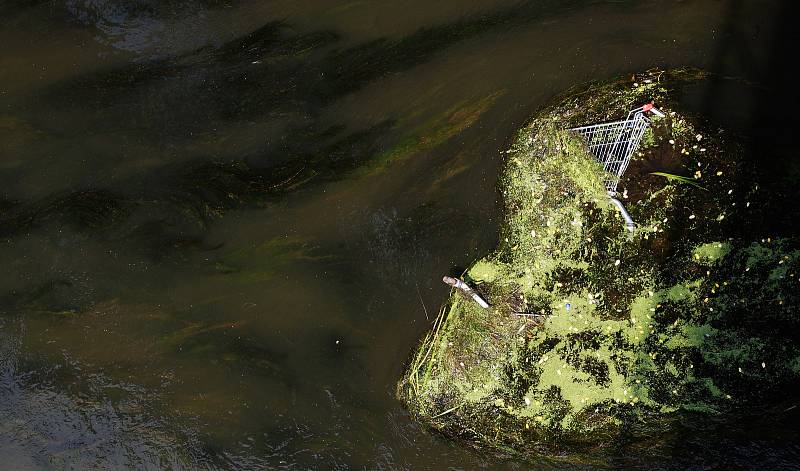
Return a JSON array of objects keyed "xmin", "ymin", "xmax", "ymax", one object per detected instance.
[
  {"xmin": 691, "ymin": 0, "xmax": 800, "ymax": 235},
  {"xmin": 38, "ymin": 0, "xmax": 592, "ymax": 136},
  {"xmin": 0, "ymin": 118, "xmax": 396, "ymax": 261}
]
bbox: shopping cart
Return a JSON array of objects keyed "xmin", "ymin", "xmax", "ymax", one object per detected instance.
[
  {"xmin": 569, "ymin": 103, "xmax": 664, "ymax": 231},
  {"xmin": 570, "ymin": 103, "xmax": 664, "ymax": 195}
]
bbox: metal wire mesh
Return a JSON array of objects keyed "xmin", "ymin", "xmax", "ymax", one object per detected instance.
[{"xmin": 570, "ymin": 107, "xmax": 652, "ymax": 194}]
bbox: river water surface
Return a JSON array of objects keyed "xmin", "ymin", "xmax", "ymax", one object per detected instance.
[{"xmin": 2, "ymin": 1, "xmax": 799, "ymax": 469}]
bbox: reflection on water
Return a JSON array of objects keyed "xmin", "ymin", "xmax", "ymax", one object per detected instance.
[{"xmin": 2, "ymin": 0, "xmax": 799, "ymax": 468}]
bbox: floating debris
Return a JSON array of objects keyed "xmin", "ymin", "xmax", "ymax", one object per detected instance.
[{"xmin": 442, "ymin": 276, "xmax": 490, "ymax": 309}]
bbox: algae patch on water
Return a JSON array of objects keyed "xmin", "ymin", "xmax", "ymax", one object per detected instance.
[{"xmin": 397, "ymin": 69, "xmax": 800, "ymax": 458}]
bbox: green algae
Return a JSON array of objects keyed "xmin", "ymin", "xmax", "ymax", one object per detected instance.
[
  {"xmin": 693, "ymin": 242, "xmax": 731, "ymax": 265},
  {"xmin": 397, "ymin": 69, "xmax": 800, "ymax": 460},
  {"xmin": 211, "ymin": 236, "xmax": 330, "ymax": 283},
  {"xmin": 357, "ymin": 91, "xmax": 505, "ymax": 176}
]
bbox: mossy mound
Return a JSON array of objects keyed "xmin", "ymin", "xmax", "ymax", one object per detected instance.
[{"xmin": 398, "ymin": 69, "xmax": 800, "ymax": 459}]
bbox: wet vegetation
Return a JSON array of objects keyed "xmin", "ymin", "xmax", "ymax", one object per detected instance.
[{"xmin": 398, "ymin": 69, "xmax": 800, "ymax": 460}]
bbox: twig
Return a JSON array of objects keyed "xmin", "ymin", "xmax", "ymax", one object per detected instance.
[
  {"xmin": 268, "ymin": 166, "xmax": 306, "ymax": 190},
  {"xmin": 512, "ymin": 311, "xmax": 547, "ymax": 318},
  {"xmin": 416, "ymin": 283, "xmax": 429, "ymax": 321},
  {"xmin": 431, "ymin": 403, "xmax": 463, "ymax": 419}
]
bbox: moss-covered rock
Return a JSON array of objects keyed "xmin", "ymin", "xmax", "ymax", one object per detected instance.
[{"xmin": 397, "ymin": 69, "xmax": 800, "ymax": 459}]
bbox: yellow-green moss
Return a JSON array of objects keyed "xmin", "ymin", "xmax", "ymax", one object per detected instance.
[{"xmin": 398, "ymin": 69, "xmax": 800, "ymax": 459}]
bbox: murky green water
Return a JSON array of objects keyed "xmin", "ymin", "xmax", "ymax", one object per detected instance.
[{"xmin": 2, "ymin": 0, "xmax": 799, "ymax": 468}]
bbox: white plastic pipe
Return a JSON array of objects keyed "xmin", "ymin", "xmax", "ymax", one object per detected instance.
[
  {"xmin": 609, "ymin": 197, "xmax": 636, "ymax": 232},
  {"xmin": 442, "ymin": 276, "xmax": 490, "ymax": 309}
]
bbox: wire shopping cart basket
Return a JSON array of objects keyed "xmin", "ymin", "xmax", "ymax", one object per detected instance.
[
  {"xmin": 569, "ymin": 103, "xmax": 665, "ymax": 231},
  {"xmin": 570, "ymin": 103, "xmax": 664, "ymax": 195}
]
